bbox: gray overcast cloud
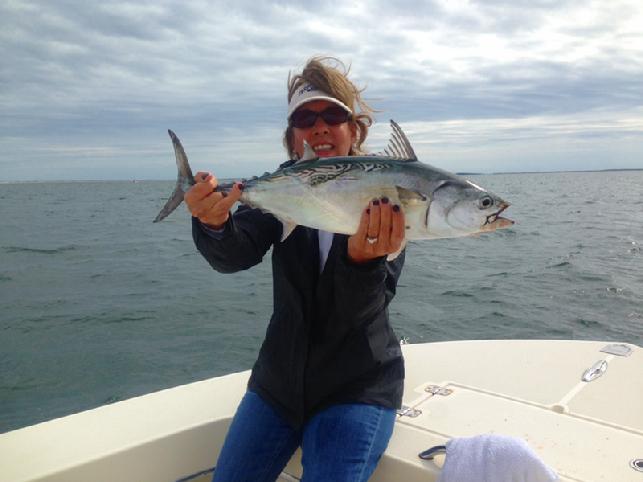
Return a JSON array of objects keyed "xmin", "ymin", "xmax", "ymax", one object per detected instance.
[{"xmin": 1, "ymin": 0, "xmax": 642, "ymax": 180}]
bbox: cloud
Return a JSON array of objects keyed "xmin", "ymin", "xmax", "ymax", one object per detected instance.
[
  {"xmin": 372, "ymin": 107, "xmax": 643, "ymax": 173},
  {"xmin": 0, "ymin": 0, "xmax": 642, "ymax": 180}
]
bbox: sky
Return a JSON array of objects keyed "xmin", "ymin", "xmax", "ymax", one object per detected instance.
[{"xmin": 1, "ymin": 0, "xmax": 642, "ymax": 181}]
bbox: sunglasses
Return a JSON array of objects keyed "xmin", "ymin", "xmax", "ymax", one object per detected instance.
[{"xmin": 290, "ymin": 105, "xmax": 352, "ymax": 129}]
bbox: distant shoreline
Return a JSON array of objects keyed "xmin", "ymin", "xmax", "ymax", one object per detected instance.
[{"xmin": 1, "ymin": 168, "xmax": 642, "ymax": 184}]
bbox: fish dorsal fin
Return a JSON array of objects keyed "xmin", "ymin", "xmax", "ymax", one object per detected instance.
[
  {"xmin": 381, "ymin": 120, "xmax": 417, "ymax": 161},
  {"xmin": 300, "ymin": 140, "xmax": 318, "ymax": 162}
]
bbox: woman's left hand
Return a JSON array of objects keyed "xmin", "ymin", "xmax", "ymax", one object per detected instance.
[{"xmin": 348, "ymin": 197, "xmax": 406, "ymax": 264}]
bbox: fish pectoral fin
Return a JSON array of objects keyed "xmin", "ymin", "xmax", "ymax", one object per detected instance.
[
  {"xmin": 396, "ymin": 186, "xmax": 427, "ymax": 205},
  {"xmin": 279, "ymin": 219, "xmax": 298, "ymax": 242}
]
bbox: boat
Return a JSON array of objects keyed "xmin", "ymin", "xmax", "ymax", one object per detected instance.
[{"xmin": 1, "ymin": 339, "xmax": 642, "ymax": 481}]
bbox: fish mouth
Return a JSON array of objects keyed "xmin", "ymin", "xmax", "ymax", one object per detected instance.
[{"xmin": 482, "ymin": 203, "xmax": 514, "ymax": 231}]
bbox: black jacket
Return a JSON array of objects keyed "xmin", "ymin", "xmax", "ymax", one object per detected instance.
[{"xmin": 192, "ymin": 206, "xmax": 405, "ymax": 429}]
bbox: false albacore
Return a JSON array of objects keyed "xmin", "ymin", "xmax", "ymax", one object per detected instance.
[{"xmin": 154, "ymin": 121, "xmax": 513, "ymax": 243}]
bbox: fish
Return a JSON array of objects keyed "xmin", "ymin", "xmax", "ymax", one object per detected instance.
[{"xmin": 154, "ymin": 121, "xmax": 513, "ymax": 244}]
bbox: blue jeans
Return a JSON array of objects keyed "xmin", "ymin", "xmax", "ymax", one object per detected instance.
[{"xmin": 212, "ymin": 391, "xmax": 396, "ymax": 482}]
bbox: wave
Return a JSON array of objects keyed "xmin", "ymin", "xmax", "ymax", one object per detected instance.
[
  {"xmin": 548, "ymin": 261, "xmax": 571, "ymax": 268},
  {"xmin": 574, "ymin": 317, "xmax": 602, "ymax": 328},
  {"xmin": 3, "ymin": 245, "xmax": 76, "ymax": 255},
  {"xmin": 65, "ymin": 314, "xmax": 154, "ymax": 324},
  {"xmin": 441, "ymin": 290, "xmax": 474, "ymax": 298}
]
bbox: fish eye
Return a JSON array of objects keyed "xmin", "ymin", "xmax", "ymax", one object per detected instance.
[{"xmin": 478, "ymin": 196, "xmax": 494, "ymax": 209}]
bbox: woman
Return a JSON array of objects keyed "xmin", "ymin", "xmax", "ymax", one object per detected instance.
[{"xmin": 185, "ymin": 57, "xmax": 406, "ymax": 482}]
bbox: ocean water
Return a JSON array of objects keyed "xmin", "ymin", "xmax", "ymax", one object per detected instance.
[{"xmin": 1, "ymin": 171, "xmax": 642, "ymax": 433}]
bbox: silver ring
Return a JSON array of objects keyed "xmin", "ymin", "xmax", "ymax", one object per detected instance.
[{"xmin": 367, "ymin": 236, "xmax": 378, "ymax": 245}]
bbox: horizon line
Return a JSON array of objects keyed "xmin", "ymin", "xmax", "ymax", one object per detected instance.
[{"xmin": 1, "ymin": 167, "xmax": 642, "ymax": 184}]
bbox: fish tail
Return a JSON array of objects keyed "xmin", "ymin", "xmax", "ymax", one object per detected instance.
[{"xmin": 153, "ymin": 130, "xmax": 196, "ymax": 222}]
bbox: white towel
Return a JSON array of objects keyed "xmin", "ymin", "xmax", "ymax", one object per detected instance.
[{"xmin": 437, "ymin": 433, "xmax": 558, "ymax": 482}]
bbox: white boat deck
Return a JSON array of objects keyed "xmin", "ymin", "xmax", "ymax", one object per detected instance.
[{"xmin": 1, "ymin": 340, "xmax": 642, "ymax": 481}]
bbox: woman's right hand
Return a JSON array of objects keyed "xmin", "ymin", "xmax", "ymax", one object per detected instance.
[{"xmin": 184, "ymin": 171, "xmax": 244, "ymax": 229}]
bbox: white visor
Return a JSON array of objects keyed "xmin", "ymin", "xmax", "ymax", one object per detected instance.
[{"xmin": 287, "ymin": 83, "xmax": 352, "ymax": 119}]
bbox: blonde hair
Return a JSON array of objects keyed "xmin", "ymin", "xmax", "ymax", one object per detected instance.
[{"xmin": 283, "ymin": 56, "xmax": 374, "ymax": 159}]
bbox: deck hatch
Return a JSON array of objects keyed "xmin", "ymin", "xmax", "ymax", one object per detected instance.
[{"xmin": 600, "ymin": 343, "xmax": 632, "ymax": 357}]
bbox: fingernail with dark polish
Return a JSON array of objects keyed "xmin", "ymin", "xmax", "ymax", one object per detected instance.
[
  {"xmin": 393, "ymin": 204, "xmax": 400, "ymax": 212},
  {"xmin": 373, "ymin": 199, "xmax": 380, "ymax": 206},
  {"xmin": 381, "ymin": 197, "xmax": 389, "ymax": 204},
  {"xmin": 238, "ymin": 183, "xmax": 244, "ymax": 191},
  {"xmin": 366, "ymin": 208, "xmax": 371, "ymax": 214}
]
